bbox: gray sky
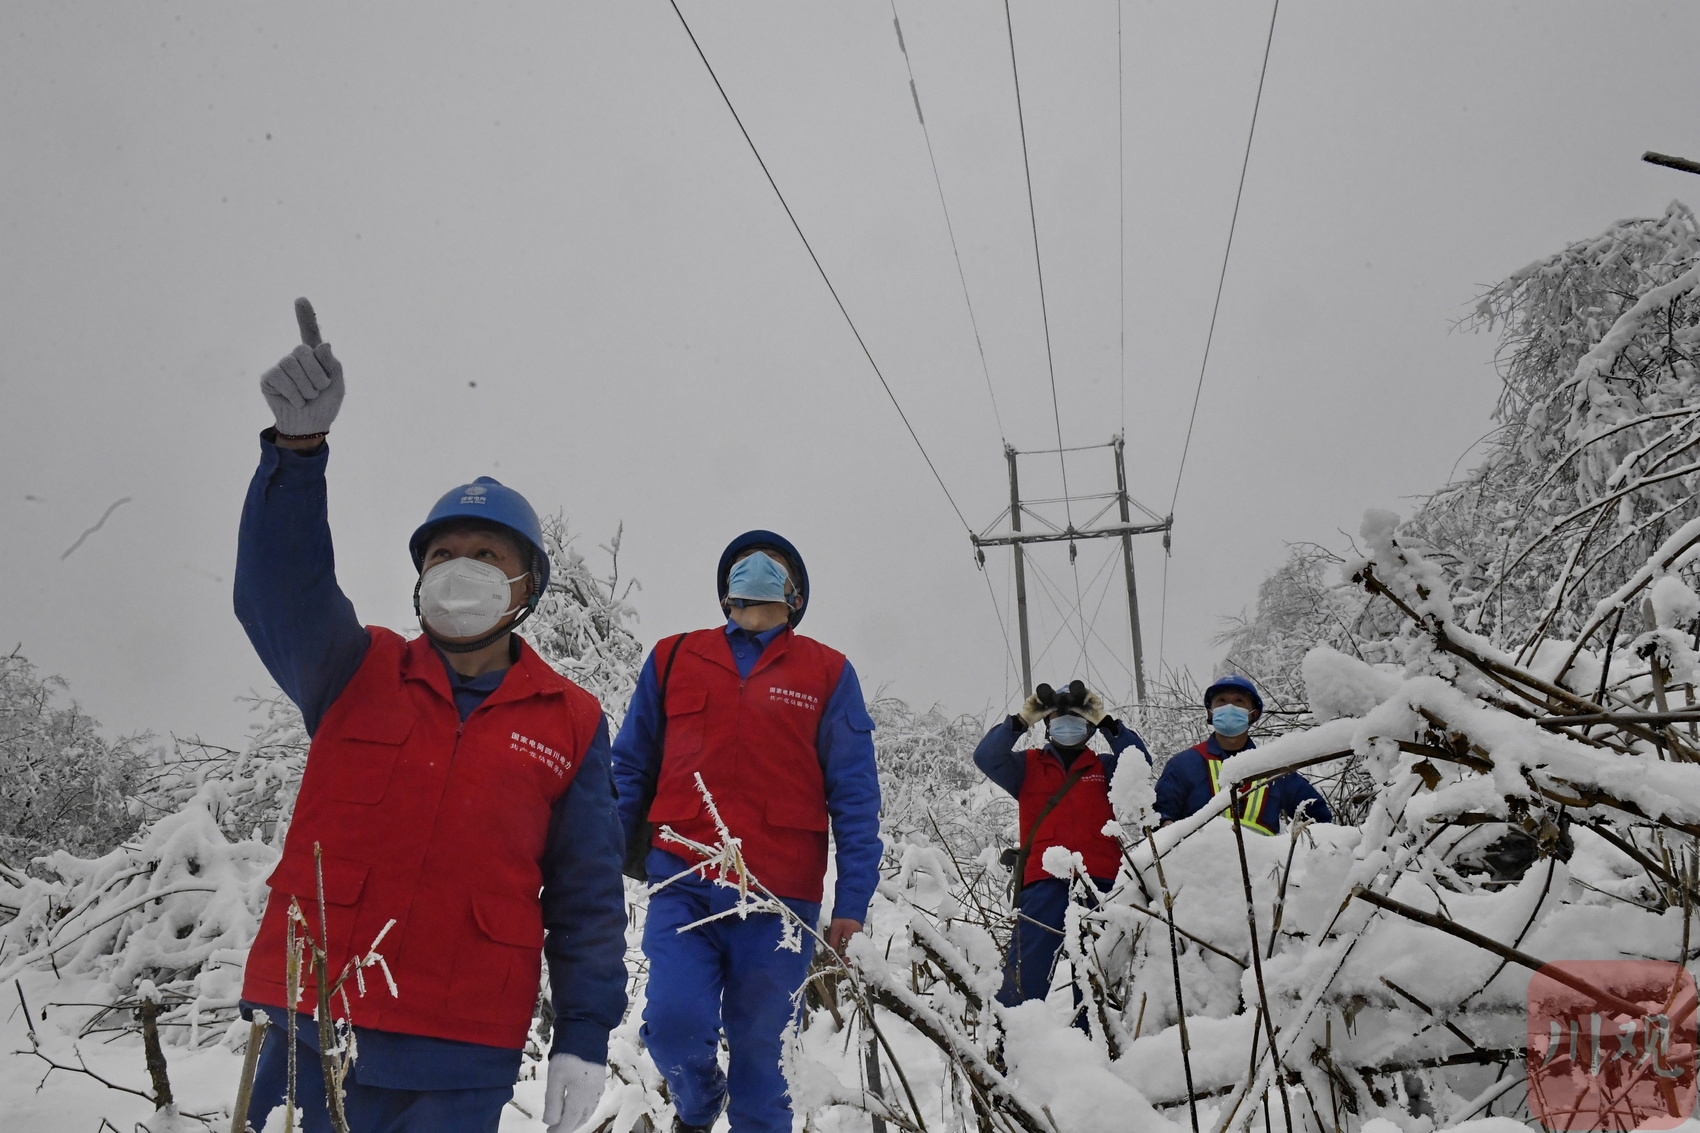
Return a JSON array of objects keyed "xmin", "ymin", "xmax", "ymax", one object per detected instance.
[{"xmin": 2, "ymin": 2, "xmax": 1697, "ymax": 746}]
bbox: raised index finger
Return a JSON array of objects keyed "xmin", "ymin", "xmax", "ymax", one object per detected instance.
[{"xmin": 294, "ymin": 297, "xmax": 322, "ymax": 347}]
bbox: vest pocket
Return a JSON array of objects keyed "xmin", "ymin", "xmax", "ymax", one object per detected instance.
[
  {"xmin": 448, "ymin": 893, "xmax": 544, "ymax": 1024},
  {"xmin": 323, "ymin": 712, "xmax": 412, "ymax": 804},
  {"xmin": 663, "ymin": 686, "xmax": 709, "ymax": 756},
  {"xmin": 647, "ymin": 792, "xmax": 703, "ymax": 825},
  {"xmin": 266, "ymin": 851, "xmax": 370, "ymax": 905},
  {"xmin": 472, "ymin": 892, "xmax": 545, "ymax": 949}
]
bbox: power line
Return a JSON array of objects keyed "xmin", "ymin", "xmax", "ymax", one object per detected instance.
[
  {"xmin": 1117, "ymin": 0, "xmax": 1128, "ymax": 441},
  {"xmin": 1077, "ymin": 541, "xmax": 1124, "ymax": 679},
  {"xmin": 979, "ymin": 556, "xmax": 1023, "ymax": 707},
  {"xmin": 1000, "ymin": 0, "xmax": 1072, "ymax": 519},
  {"xmin": 1002, "ymin": 0, "xmax": 1090, "ymax": 670},
  {"xmin": 1167, "ymin": 0, "xmax": 1281, "ymax": 518},
  {"xmin": 666, "ymin": 0, "xmax": 974, "ymax": 535},
  {"xmin": 888, "ymin": 1, "xmax": 1008, "ymax": 443},
  {"xmin": 1157, "ymin": 543, "xmax": 1170, "ymax": 685},
  {"xmin": 1024, "ymin": 548, "xmax": 1134, "ymax": 684}
]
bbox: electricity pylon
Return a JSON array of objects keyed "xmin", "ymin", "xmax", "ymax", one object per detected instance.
[{"xmin": 971, "ymin": 435, "xmax": 1171, "ymax": 704}]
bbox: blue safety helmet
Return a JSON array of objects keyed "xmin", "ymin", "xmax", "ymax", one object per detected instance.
[
  {"xmin": 717, "ymin": 530, "xmax": 809, "ymax": 626},
  {"xmin": 1203, "ymin": 674, "xmax": 1263, "ymax": 713},
  {"xmin": 408, "ymin": 476, "xmax": 551, "ymax": 592}
]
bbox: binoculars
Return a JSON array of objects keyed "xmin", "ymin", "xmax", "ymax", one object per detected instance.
[{"xmin": 1033, "ymin": 679, "xmax": 1088, "ymax": 711}]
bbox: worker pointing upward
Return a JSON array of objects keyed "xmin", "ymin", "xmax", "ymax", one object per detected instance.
[{"xmin": 234, "ymin": 301, "xmax": 626, "ymax": 1133}]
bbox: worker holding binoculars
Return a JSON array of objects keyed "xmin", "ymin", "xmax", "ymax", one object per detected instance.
[{"xmin": 973, "ymin": 680, "xmax": 1149, "ymax": 1010}]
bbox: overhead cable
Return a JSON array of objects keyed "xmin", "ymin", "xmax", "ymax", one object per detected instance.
[
  {"xmin": 889, "ymin": 1, "xmax": 1008, "ymax": 444},
  {"xmin": 1118, "ymin": 0, "xmax": 1128, "ymax": 439},
  {"xmin": 1157, "ymin": 547, "xmax": 1170, "ymax": 683},
  {"xmin": 1002, "ymin": 0, "xmax": 1090, "ymax": 664},
  {"xmin": 980, "ymin": 559, "xmax": 1024, "ymax": 708},
  {"xmin": 666, "ymin": 0, "xmax": 974, "ymax": 535},
  {"xmin": 1167, "ymin": 0, "xmax": 1281, "ymax": 518},
  {"xmin": 1001, "ymin": 0, "xmax": 1071, "ymax": 514}
]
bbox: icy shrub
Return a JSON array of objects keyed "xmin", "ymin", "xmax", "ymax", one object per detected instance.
[
  {"xmin": 521, "ymin": 515, "xmax": 645, "ymax": 728},
  {"xmin": 1419, "ymin": 201, "xmax": 1700, "ymax": 650},
  {"xmin": 0, "ymin": 647, "xmax": 154, "ymax": 866},
  {"xmin": 0, "ymin": 783, "xmax": 276, "ymax": 1045},
  {"xmin": 136, "ymin": 688, "xmax": 309, "ymax": 847},
  {"xmin": 869, "ymin": 696, "xmax": 1010, "ymax": 859}
]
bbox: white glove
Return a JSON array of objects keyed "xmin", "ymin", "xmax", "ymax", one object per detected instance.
[
  {"xmin": 542, "ymin": 1052, "xmax": 606, "ymax": 1133},
  {"xmin": 261, "ymin": 342, "xmax": 344, "ymax": 437}
]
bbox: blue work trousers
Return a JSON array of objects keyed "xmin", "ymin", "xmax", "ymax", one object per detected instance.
[
  {"xmin": 248, "ymin": 1031, "xmax": 512, "ymax": 1133},
  {"xmin": 642, "ymin": 864, "xmax": 820, "ymax": 1133},
  {"xmin": 998, "ymin": 875, "xmax": 1114, "ymax": 1017}
]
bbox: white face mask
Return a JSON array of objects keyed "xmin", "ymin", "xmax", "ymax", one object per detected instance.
[{"xmin": 417, "ymin": 557, "xmax": 527, "ymax": 639}]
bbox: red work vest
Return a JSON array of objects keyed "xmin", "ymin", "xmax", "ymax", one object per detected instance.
[
  {"xmin": 1017, "ymin": 748, "xmax": 1121, "ymax": 887},
  {"xmin": 646, "ymin": 627, "xmax": 845, "ymax": 903},
  {"xmin": 241, "ymin": 629, "xmax": 603, "ymax": 1050}
]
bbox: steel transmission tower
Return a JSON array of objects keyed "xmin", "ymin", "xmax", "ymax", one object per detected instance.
[{"xmin": 971, "ymin": 435, "xmax": 1170, "ymax": 703}]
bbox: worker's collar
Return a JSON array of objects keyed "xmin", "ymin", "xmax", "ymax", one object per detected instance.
[
  {"xmin": 723, "ymin": 618, "xmax": 788, "ymax": 647},
  {"xmin": 1205, "ymin": 734, "xmax": 1257, "ymax": 758}
]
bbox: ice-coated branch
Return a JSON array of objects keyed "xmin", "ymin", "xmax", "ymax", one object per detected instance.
[
  {"xmin": 1349, "ymin": 886, "xmax": 1666, "ymax": 1020},
  {"xmin": 854, "ymin": 966, "xmax": 1055, "ymax": 1133}
]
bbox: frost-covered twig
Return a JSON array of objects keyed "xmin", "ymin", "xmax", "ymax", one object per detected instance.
[
  {"xmin": 279, "ymin": 844, "xmax": 401, "ymax": 1133},
  {"xmin": 1146, "ymin": 825, "xmax": 1200, "ymax": 1133},
  {"xmin": 1227, "ymin": 792, "xmax": 1291, "ymax": 1133}
]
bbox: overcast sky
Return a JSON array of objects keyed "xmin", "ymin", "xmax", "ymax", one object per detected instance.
[{"xmin": 2, "ymin": 1, "xmax": 1697, "ymax": 746}]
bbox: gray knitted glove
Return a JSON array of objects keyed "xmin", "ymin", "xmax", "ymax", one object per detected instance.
[{"xmin": 261, "ymin": 343, "xmax": 344, "ymax": 436}]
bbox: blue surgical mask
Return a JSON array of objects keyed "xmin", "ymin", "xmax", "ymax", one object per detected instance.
[
  {"xmin": 726, "ymin": 551, "xmax": 791, "ymax": 605},
  {"xmin": 1047, "ymin": 714, "xmax": 1092, "ymax": 748},
  {"xmin": 1211, "ymin": 704, "xmax": 1252, "ymax": 737}
]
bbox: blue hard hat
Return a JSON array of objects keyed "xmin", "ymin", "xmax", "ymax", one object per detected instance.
[
  {"xmin": 408, "ymin": 476, "xmax": 551, "ymax": 591},
  {"xmin": 1203, "ymin": 674, "xmax": 1263, "ymax": 712},
  {"xmin": 717, "ymin": 530, "xmax": 809, "ymax": 626}
]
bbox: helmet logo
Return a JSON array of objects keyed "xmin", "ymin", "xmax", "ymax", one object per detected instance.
[{"xmin": 459, "ymin": 484, "xmax": 488, "ymax": 505}]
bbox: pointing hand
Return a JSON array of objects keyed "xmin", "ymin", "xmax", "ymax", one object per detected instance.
[{"xmin": 260, "ymin": 298, "xmax": 344, "ymax": 438}]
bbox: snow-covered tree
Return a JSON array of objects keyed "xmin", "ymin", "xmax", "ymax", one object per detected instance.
[
  {"xmin": 1418, "ymin": 200, "xmax": 1700, "ymax": 657},
  {"xmin": 521, "ymin": 515, "xmax": 646, "ymax": 727},
  {"xmin": 137, "ymin": 690, "xmax": 309, "ymax": 849},
  {"xmin": 0, "ymin": 648, "xmax": 153, "ymax": 865},
  {"xmin": 869, "ymin": 698, "xmax": 1001, "ymax": 850}
]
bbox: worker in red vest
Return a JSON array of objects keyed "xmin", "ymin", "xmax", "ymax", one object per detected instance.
[
  {"xmin": 974, "ymin": 680, "xmax": 1148, "ymax": 1010},
  {"xmin": 233, "ymin": 313, "xmax": 627, "ymax": 1133},
  {"xmin": 1154, "ymin": 674, "xmax": 1331, "ymax": 831},
  {"xmin": 611, "ymin": 532, "xmax": 882, "ymax": 1133}
]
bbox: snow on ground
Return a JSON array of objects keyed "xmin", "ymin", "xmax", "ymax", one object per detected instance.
[
  {"xmin": 1, "ymin": 970, "xmax": 241, "ymax": 1132},
  {"xmin": 0, "ymin": 970, "xmax": 561, "ymax": 1133}
]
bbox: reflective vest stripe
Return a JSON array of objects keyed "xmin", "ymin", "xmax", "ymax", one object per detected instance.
[{"xmin": 1204, "ymin": 751, "xmax": 1276, "ymax": 836}]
